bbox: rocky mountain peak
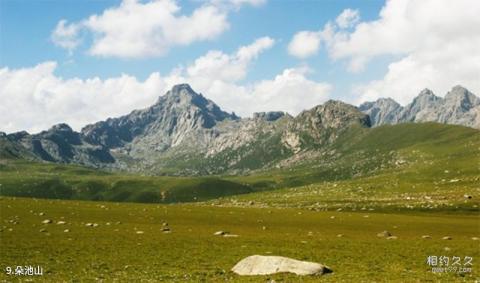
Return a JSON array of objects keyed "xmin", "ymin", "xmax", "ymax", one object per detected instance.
[
  {"xmin": 49, "ymin": 123, "xmax": 74, "ymax": 132},
  {"xmin": 253, "ymin": 111, "xmax": 286, "ymax": 121},
  {"xmin": 293, "ymin": 100, "xmax": 370, "ymax": 132},
  {"xmin": 444, "ymin": 85, "xmax": 480, "ymax": 108},
  {"xmin": 360, "ymin": 85, "xmax": 479, "ymax": 129}
]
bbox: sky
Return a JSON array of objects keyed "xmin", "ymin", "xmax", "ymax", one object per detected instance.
[{"xmin": 1, "ymin": 0, "xmax": 479, "ymax": 134}]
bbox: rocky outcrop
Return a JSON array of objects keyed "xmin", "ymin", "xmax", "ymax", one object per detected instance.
[
  {"xmin": 282, "ymin": 100, "xmax": 371, "ymax": 151},
  {"xmin": 360, "ymin": 86, "xmax": 480, "ymax": 129},
  {"xmin": 231, "ymin": 255, "xmax": 332, "ymax": 276}
]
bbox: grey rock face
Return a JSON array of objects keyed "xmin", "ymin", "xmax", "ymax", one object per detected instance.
[
  {"xmin": 281, "ymin": 100, "xmax": 371, "ymax": 152},
  {"xmin": 8, "ymin": 123, "xmax": 113, "ymax": 165},
  {"xmin": 253, "ymin": 111, "xmax": 286, "ymax": 121},
  {"xmin": 359, "ymin": 98, "xmax": 402, "ymax": 125},
  {"xmin": 360, "ymin": 86, "xmax": 480, "ymax": 129}
]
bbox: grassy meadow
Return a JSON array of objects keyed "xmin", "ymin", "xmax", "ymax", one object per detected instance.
[{"xmin": 1, "ymin": 197, "xmax": 479, "ymax": 282}]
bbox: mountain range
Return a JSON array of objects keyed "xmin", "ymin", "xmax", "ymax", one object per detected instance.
[{"xmin": 1, "ymin": 84, "xmax": 478, "ymax": 175}]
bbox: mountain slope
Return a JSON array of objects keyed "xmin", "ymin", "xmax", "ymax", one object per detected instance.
[{"xmin": 1, "ymin": 123, "xmax": 478, "ymax": 205}]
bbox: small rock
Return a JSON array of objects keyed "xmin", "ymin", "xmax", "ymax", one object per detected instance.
[
  {"xmin": 42, "ymin": 219, "xmax": 52, "ymax": 224},
  {"xmin": 162, "ymin": 222, "xmax": 168, "ymax": 227},
  {"xmin": 464, "ymin": 194, "xmax": 472, "ymax": 199},
  {"xmin": 39, "ymin": 212, "xmax": 45, "ymax": 216},
  {"xmin": 63, "ymin": 229, "xmax": 70, "ymax": 233},
  {"xmin": 39, "ymin": 228, "xmax": 47, "ymax": 233},
  {"xmin": 386, "ymin": 236, "xmax": 398, "ymax": 240},
  {"xmin": 337, "ymin": 234, "xmax": 344, "ymax": 238},
  {"xmin": 136, "ymin": 231, "xmax": 144, "ymax": 234},
  {"xmin": 214, "ymin": 231, "xmax": 228, "ymax": 236},
  {"xmin": 56, "ymin": 221, "xmax": 66, "ymax": 225},
  {"xmin": 471, "ymin": 237, "xmax": 479, "ymax": 241},
  {"xmin": 377, "ymin": 231, "xmax": 392, "ymax": 237},
  {"xmin": 224, "ymin": 234, "xmax": 239, "ymax": 238},
  {"xmin": 85, "ymin": 223, "xmax": 94, "ymax": 227},
  {"xmin": 422, "ymin": 235, "xmax": 431, "ymax": 239},
  {"xmin": 442, "ymin": 236, "xmax": 452, "ymax": 240}
]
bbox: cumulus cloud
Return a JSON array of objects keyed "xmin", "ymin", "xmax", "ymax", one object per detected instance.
[
  {"xmin": 1, "ymin": 38, "xmax": 331, "ymax": 133},
  {"xmin": 287, "ymin": 31, "xmax": 322, "ymax": 59},
  {"xmin": 287, "ymin": 0, "xmax": 480, "ymax": 103},
  {"xmin": 0, "ymin": 62, "xmax": 168, "ymax": 134},
  {"xmin": 187, "ymin": 36, "xmax": 275, "ymax": 82},
  {"xmin": 335, "ymin": 0, "xmax": 480, "ymax": 103},
  {"xmin": 51, "ymin": 20, "xmax": 82, "ymax": 51},
  {"xmin": 51, "ymin": 0, "xmax": 263, "ymax": 58},
  {"xmin": 335, "ymin": 9, "xmax": 359, "ymax": 29}
]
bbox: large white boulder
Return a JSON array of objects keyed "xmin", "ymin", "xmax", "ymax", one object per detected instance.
[{"xmin": 231, "ymin": 255, "xmax": 331, "ymax": 276}]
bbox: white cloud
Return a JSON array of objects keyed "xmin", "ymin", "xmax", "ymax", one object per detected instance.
[
  {"xmin": 51, "ymin": 20, "xmax": 82, "ymax": 51},
  {"xmin": 186, "ymin": 36, "xmax": 275, "ymax": 82},
  {"xmin": 1, "ymin": 38, "xmax": 331, "ymax": 133},
  {"xmin": 51, "ymin": 0, "xmax": 266, "ymax": 58},
  {"xmin": 0, "ymin": 62, "xmax": 167, "ymax": 133},
  {"xmin": 287, "ymin": 31, "xmax": 321, "ymax": 59},
  {"xmin": 330, "ymin": 0, "xmax": 480, "ymax": 103},
  {"xmin": 287, "ymin": 0, "xmax": 480, "ymax": 103},
  {"xmin": 211, "ymin": 0, "xmax": 266, "ymax": 8},
  {"xmin": 335, "ymin": 9, "xmax": 359, "ymax": 29}
]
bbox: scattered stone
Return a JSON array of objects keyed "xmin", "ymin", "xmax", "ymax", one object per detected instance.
[
  {"xmin": 422, "ymin": 235, "xmax": 431, "ymax": 239},
  {"xmin": 214, "ymin": 231, "xmax": 228, "ymax": 236},
  {"xmin": 442, "ymin": 236, "xmax": 452, "ymax": 240},
  {"xmin": 471, "ymin": 237, "xmax": 479, "ymax": 241},
  {"xmin": 136, "ymin": 231, "xmax": 144, "ymax": 234},
  {"xmin": 377, "ymin": 231, "xmax": 392, "ymax": 237},
  {"xmin": 464, "ymin": 194, "xmax": 472, "ymax": 199},
  {"xmin": 231, "ymin": 255, "xmax": 332, "ymax": 276},
  {"xmin": 248, "ymin": 201, "xmax": 254, "ymax": 206},
  {"xmin": 162, "ymin": 222, "xmax": 168, "ymax": 227},
  {"xmin": 63, "ymin": 229, "xmax": 70, "ymax": 233},
  {"xmin": 223, "ymin": 234, "xmax": 239, "ymax": 238},
  {"xmin": 386, "ymin": 236, "xmax": 398, "ymax": 240},
  {"xmin": 262, "ymin": 226, "xmax": 267, "ymax": 230},
  {"xmin": 444, "ymin": 247, "xmax": 451, "ymax": 251},
  {"xmin": 39, "ymin": 212, "xmax": 45, "ymax": 216},
  {"xmin": 39, "ymin": 228, "xmax": 47, "ymax": 233},
  {"xmin": 337, "ymin": 234, "xmax": 344, "ymax": 238},
  {"xmin": 85, "ymin": 223, "xmax": 94, "ymax": 227},
  {"xmin": 56, "ymin": 221, "xmax": 66, "ymax": 225},
  {"xmin": 42, "ymin": 219, "xmax": 52, "ymax": 224}
]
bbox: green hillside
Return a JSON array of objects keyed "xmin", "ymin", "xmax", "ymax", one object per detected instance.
[{"xmin": 1, "ymin": 123, "xmax": 478, "ymax": 209}]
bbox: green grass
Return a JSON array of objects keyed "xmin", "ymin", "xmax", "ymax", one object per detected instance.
[
  {"xmin": 0, "ymin": 161, "xmax": 253, "ymax": 203},
  {"xmin": 1, "ymin": 197, "xmax": 478, "ymax": 282}
]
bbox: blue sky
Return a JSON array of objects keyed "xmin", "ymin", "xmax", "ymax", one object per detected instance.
[
  {"xmin": 1, "ymin": 0, "xmax": 382, "ymax": 81},
  {"xmin": 1, "ymin": 0, "xmax": 479, "ymax": 133}
]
